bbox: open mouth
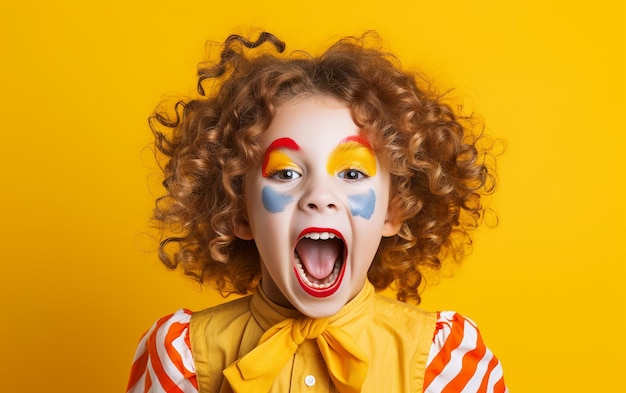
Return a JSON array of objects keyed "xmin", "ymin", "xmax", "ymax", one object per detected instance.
[{"xmin": 293, "ymin": 228, "xmax": 346, "ymax": 298}]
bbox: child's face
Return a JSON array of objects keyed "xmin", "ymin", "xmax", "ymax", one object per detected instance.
[{"xmin": 235, "ymin": 95, "xmax": 401, "ymax": 318}]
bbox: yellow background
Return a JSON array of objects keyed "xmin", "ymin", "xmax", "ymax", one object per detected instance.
[{"xmin": 1, "ymin": 1, "xmax": 624, "ymax": 391}]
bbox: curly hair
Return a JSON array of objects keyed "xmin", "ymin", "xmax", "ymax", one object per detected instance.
[{"xmin": 150, "ymin": 31, "xmax": 496, "ymax": 303}]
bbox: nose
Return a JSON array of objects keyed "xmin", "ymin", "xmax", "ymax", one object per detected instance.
[{"xmin": 298, "ymin": 177, "xmax": 339, "ymax": 214}]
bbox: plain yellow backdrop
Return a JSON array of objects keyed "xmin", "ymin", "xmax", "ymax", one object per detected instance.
[{"xmin": 1, "ymin": 0, "xmax": 624, "ymax": 391}]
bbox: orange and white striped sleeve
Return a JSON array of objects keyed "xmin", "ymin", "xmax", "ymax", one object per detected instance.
[
  {"xmin": 126, "ymin": 309, "xmax": 198, "ymax": 393},
  {"xmin": 423, "ymin": 311, "xmax": 507, "ymax": 393}
]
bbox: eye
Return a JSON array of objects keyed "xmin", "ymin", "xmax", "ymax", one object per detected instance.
[
  {"xmin": 338, "ymin": 169, "xmax": 367, "ymax": 181},
  {"xmin": 270, "ymin": 168, "xmax": 302, "ymax": 181}
]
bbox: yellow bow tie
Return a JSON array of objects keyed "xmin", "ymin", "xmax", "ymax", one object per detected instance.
[{"xmin": 223, "ymin": 316, "xmax": 369, "ymax": 393}]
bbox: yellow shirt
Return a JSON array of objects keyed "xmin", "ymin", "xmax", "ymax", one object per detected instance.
[{"xmin": 189, "ymin": 282, "xmax": 437, "ymax": 393}]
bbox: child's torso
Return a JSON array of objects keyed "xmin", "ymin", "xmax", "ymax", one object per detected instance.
[{"xmin": 189, "ymin": 285, "xmax": 436, "ymax": 393}]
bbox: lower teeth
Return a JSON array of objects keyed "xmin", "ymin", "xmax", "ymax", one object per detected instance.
[{"xmin": 294, "ymin": 257, "xmax": 341, "ymax": 289}]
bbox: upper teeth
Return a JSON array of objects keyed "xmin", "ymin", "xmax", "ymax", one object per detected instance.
[{"xmin": 304, "ymin": 232, "xmax": 336, "ymax": 240}]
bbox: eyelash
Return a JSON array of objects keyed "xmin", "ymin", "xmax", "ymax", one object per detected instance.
[
  {"xmin": 265, "ymin": 166, "xmax": 370, "ymax": 181},
  {"xmin": 267, "ymin": 168, "xmax": 302, "ymax": 181},
  {"xmin": 338, "ymin": 169, "xmax": 368, "ymax": 181}
]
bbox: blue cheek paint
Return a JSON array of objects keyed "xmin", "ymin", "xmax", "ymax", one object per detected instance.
[
  {"xmin": 348, "ymin": 189, "xmax": 376, "ymax": 219},
  {"xmin": 262, "ymin": 186, "xmax": 294, "ymax": 213}
]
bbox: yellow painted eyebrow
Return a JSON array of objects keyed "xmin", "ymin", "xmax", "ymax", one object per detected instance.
[
  {"xmin": 262, "ymin": 138, "xmax": 300, "ymax": 177},
  {"xmin": 326, "ymin": 136, "xmax": 377, "ymax": 177},
  {"xmin": 262, "ymin": 150, "xmax": 300, "ymax": 177}
]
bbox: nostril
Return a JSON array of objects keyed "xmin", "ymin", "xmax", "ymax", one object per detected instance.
[{"xmin": 305, "ymin": 203, "xmax": 336, "ymax": 210}]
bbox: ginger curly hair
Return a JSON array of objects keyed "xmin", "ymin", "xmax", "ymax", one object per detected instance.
[{"xmin": 151, "ymin": 31, "xmax": 495, "ymax": 303}]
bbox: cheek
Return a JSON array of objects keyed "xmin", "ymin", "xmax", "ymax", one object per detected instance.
[
  {"xmin": 262, "ymin": 186, "xmax": 294, "ymax": 213},
  {"xmin": 348, "ymin": 189, "xmax": 376, "ymax": 219}
]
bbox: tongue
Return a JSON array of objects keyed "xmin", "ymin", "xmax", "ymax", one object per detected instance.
[{"xmin": 295, "ymin": 238, "xmax": 342, "ymax": 280}]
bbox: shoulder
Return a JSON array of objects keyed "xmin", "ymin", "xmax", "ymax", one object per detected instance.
[
  {"xmin": 424, "ymin": 311, "xmax": 507, "ymax": 393},
  {"xmin": 374, "ymin": 293, "xmax": 437, "ymax": 322},
  {"xmin": 191, "ymin": 295, "xmax": 252, "ymax": 324},
  {"xmin": 127, "ymin": 309, "xmax": 198, "ymax": 393},
  {"xmin": 189, "ymin": 295, "xmax": 254, "ymax": 342},
  {"xmin": 371, "ymin": 294, "xmax": 438, "ymax": 356}
]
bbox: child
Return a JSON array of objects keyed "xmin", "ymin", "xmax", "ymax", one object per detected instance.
[{"xmin": 127, "ymin": 31, "xmax": 506, "ymax": 393}]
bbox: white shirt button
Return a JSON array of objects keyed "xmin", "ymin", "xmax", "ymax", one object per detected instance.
[{"xmin": 304, "ymin": 375, "xmax": 316, "ymax": 387}]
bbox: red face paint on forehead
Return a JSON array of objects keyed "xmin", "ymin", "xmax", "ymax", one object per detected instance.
[
  {"xmin": 340, "ymin": 135, "xmax": 372, "ymax": 149},
  {"xmin": 262, "ymin": 137, "xmax": 300, "ymax": 175},
  {"xmin": 266, "ymin": 137, "xmax": 301, "ymax": 152}
]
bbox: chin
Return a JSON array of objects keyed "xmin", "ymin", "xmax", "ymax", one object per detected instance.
[{"xmin": 290, "ymin": 285, "xmax": 352, "ymax": 319}]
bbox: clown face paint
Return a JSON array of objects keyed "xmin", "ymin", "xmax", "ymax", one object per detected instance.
[
  {"xmin": 260, "ymin": 138, "xmax": 300, "ymax": 212},
  {"xmin": 325, "ymin": 137, "xmax": 378, "ymax": 219},
  {"xmin": 348, "ymin": 189, "xmax": 376, "ymax": 219},
  {"xmin": 261, "ymin": 187, "xmax": 294, "ymax": 213},
  {"xmin": 236, "ymin": 95, "xmax": 401, "ymax": 318},
  {"xmin": 326, "ymin": 135, "xmax": 377, "ymax": 178}
]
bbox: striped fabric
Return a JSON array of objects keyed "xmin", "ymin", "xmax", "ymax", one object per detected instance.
[
  {"xmin": 424, "ymin": 312, "xmax": 507, "ymax": 392},
  {"xmin": 127, "ymin": 309, "xmax": 506, "ymax": 393},
  {"xmin": 127, "ymin": 311, "xmax": 198, "ymax": 393}
]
